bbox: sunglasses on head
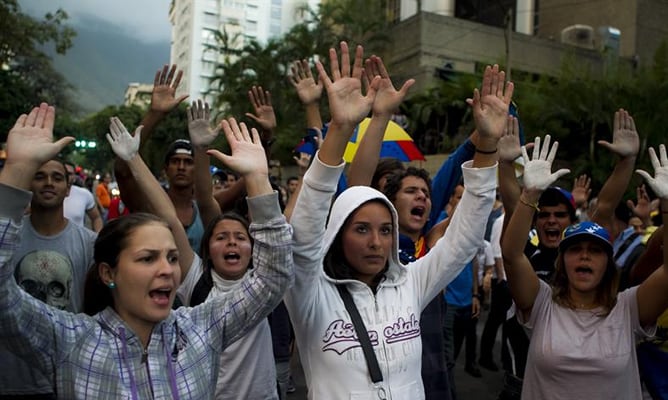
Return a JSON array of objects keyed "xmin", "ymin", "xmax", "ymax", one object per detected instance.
[{"xmin": 537, "ymin": 211, "xmax": 570, "ymax": 219}]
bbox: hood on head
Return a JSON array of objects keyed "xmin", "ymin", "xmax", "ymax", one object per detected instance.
[{"xmin": 322, "ymin": 186, "xmax": 401, "ymax": 279}]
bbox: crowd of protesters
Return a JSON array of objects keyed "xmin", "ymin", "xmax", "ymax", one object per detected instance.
[{"xmin": 0, "ymin": 41, "xmax": 667, "ymax": 400}]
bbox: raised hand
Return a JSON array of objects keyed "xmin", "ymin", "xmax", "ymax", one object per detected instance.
[
  {"xmin": 207, "ymin": 118, "xmax": 267, "ymax": 178},
  {"xmin": 293, "ymin": 152, "xmax": 312, "ymax": 176},
  {"xmin": 315, "ymin": 41, "xmax": 380, "ymax": 129},
  {"xmin": 636, "ymin": 144, "xmax": 668, "ymax": 199},
  {"xmin": 627, "ymin": 184, "xmax": 651, "ymax": 222},
  {"xmin": 106, "ymin": 117, "xmax": 141, "ymax": 161},
  {"xmin": 598, "ymin": 109, "xmax": 639, "ymax": 158},
  {"xmin": 467, "ymin": 65, "xmax": 514, "ymax": 148},
  {"xmin": 571, "ymin": 174, "xmax": 592, "ymax": 208},
  {"xmin": 364, "ymin": 55, "xmax": 414, "ymax": 116},
  {"xmin": 521, "ymin": 135, "xmax": 570, "ymax": 192},
  {"xmin": 151, "ymin": 64, "xmax": 188, "ymax": 113},
  {"xmin": 187, "ymin": 100, "xmax": 220, "ymax": 147},
  {"xmin": 245, "ymin": 86, "xmax": 277, "ymax": 132},
  {"xmin": 1, "ymin": 103, "xmax": 74, "ymax": 189},
  {"xmin": 290, "ymin": 60, "xmax": 323, "ymax": 105},
  {"xmin": 498, "ymin": 115, "xmax": 524, "ymax": 162},
  {"xmin": 5, "ymin": 103, "xmax": 73, "ymax": 170}
]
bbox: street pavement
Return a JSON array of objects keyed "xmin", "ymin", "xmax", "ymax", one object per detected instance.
[{"xmin": 287, "ymin": 307, "xmax": 505, "ymax": 399}]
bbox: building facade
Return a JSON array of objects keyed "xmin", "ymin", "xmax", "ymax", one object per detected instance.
[
  {"xmin": 169, "ymin": 0, "xmax": 320, "ymax": 103},
  {"xmin": 385, "ymin": 0, "xmax": 667, "ymax": 92}
]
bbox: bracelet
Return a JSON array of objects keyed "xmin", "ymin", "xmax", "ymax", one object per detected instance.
[
  {"xmin": 473, "ymin": 293, "xmax": 482, "ymax": 300},
  {"xmin": 475, "ymin": 148, "xmax": 497, "ymax": 155},
  {"xmin": 519, "ymin": 196, "xmax": 540, "ymax": 212}
]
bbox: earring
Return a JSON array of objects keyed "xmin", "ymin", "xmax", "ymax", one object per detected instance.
[{"xmin": 108, "ymin": 282, "xmax": 116, "ymax": 289}]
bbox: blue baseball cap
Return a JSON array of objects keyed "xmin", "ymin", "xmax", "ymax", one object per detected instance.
[{"xmin": 559, "ymin": 221, "xmax": 613, "ymax": 256}]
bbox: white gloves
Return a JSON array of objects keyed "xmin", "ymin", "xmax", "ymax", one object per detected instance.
[
  {"xmin": 106, "ymin": 117, "xmax": 140, "ymax": 161},
  {"xmin": 636, "ymin": 144, "xmax": 668, "ymax": 199},
  {"xmin": 521, "ymin": 135, "xmax": 570, "ymax": 191}
]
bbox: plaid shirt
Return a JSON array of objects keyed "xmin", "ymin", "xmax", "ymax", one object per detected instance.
[{"xmin": 0, "ymin": 190, "xmax": 293, "ymax": 399}]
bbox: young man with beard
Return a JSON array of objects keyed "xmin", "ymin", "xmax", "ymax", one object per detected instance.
[{"xmin": 0, "ymin": 158, "xmax": 96, "ymax": 399}]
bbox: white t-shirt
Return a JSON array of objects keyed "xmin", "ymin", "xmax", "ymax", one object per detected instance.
[
  {"xmin": 489, "ymin": 213, "xmax": 505, "ymax": 279},
  {"xmin": 63, "ymin": 185, "xmax": 96, "ymax": 227},
  {"xmin": 476, "ymin": 240, "xmax": 495, "ymax": 282},
  {"xmin": 519, "ymin": 280, "xmax": 656, "ymax": 400}
]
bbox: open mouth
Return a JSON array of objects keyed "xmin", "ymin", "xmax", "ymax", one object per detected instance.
[
  {"xmin": 223, "ymin": 252, "xmax": 241, "ymax": 261},
  {"xmin": 149, "ymin": 288, "xmax": 172, "ymax": 306},
  {"xmin": 575, "ymin": 266, "xmax": 593, "ymax": 274},
  {"xmin": 411, "ymin": 206, "xmax": 426, "ymax": 217},
  {"xmin": 544, "ymin": 228, "xmax": 561, "ymax": 241}
]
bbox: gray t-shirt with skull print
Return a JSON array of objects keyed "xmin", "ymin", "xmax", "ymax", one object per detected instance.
[
  {"xmin": 14, "ymin": 215, "xmax": 96, "ymax": 312},
  {"xmin": 0, "ymin": 216, "xmax": 96, "ymax": 396}
]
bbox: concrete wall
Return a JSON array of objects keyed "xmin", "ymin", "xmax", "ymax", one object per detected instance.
[
  {"xmin": 386, "ymin": 11, "xmax": 607, "ymax": 93},
  {"xmin": 537, "ymin": 0, "xmax": 668, "ymax": 65}
]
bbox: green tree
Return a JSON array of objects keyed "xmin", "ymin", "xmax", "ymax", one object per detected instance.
[
  {"xmin": 0, "ymin": 0, "xmax": 77, "ymax": 139},
  {"xmin": 205, "ymin": 0, "xmax": 391, "ymax": 164}
]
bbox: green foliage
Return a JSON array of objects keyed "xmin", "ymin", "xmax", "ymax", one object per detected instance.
[
  {"xmin": 0, "ymin": 0, "xmax": 78, "ymax": 139},
  {"xmin": 402, "ymin": 44, "xmax": 668, "ymax": 200},
  {"xmin": 69, "ymin": 104, "xmax": 190, "ymax": 174},
  {"xmin": 205, "ymin": 0, "xmax": 390, "ymax": 164}
]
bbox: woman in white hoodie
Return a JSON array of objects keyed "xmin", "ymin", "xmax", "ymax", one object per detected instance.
[{"xmin": 284, "ymin": 41, "xmax": 511, "ymax": 399}]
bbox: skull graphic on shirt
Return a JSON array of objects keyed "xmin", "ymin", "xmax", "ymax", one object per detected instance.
[{"xmin": 16, "ymin": 250, "xmax": 73, "ymax": 311}]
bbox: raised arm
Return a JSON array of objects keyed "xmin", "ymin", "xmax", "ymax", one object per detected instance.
[
  {"xmin": 347, "ymin": 55, "xmax": 414, "ymax": 187},
  {"xmin": 139, "ymin": 64, "xmax": 189, "ymax": 147},
  {"xmin": 0, "ymin": 104, "xmax": 73, "ymax": 191},
  {"xmin": 626, "ymin": 184, "xmax": 652, "ymax": 229},
  {"xmin": 290, "ymin": 59, "xmax": 323, "ymax": 130},
  {"xmin": 285, "ymin": 42, "xmax": 379, "ymax": 315},
  {"xmin": 187, "ymin": 100, "xmax": 222, "ymax": 228},
  {"xmin": 190, "ymin": 117, "xmax": 293, "ymax": 350},
  {"xmin": 502, "ymin": 135, "xmax": 570, "ymax": 318},
  {"xmin": 207, "ymin": 118, "xmax": 273, "ymax": 198},
  {"xmin": 315, "ymin": 43, "xmax": 379, "ymax": 166},
  {"xmin": 283, "ymin": 151, "xmax": 311, "ymax": 222},
  {"xmin": 115, "ymin": 64, "xmax": 188, "ymax": 212},
  {"xmin": 571, "ymin": 174, "xmax": 592, "ymax": 218},
  {"xmin": 410, "ymin": 64, "xmax": 511, "ymax": 306},
  {"xmin": 591, "ymin": 109, "xmax": 640, "ymax": 234},
  {"xmin": 106, "ymin": 117, "xmax": 195, "ymax": 277},
  {"xmin": 245, "ymin": 86, "xmax": 277, "ymax": 160},
  {"xmin": 0, "ymin": 103, "xmax": 82, "ymax": 374},
  {"xmin": 635, "ymin": 144, "xmax": 668, "ymax": 326},
  {"xmin": 497, "ymin": 116, "xmax": 525, "ymax": 227}
]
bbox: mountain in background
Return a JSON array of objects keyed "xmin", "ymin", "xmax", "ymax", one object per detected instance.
[{"xmin": 49, "ymin": 14, "xmax": 171, "ymax": 115}]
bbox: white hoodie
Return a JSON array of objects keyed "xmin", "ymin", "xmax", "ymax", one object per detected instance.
[{"xmin": 285, "ymin": 153, "xmax": 497, "ymax": 399}]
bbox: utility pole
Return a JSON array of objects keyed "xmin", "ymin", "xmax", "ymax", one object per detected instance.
[{"xmin": 504, "ymin": 6, "xmax": 513, "ymax": 81}]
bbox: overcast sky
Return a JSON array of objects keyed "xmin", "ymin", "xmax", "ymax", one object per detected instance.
[{"xmin": 19, "ymin": 0, "xmax": 172, "ymax": 43}]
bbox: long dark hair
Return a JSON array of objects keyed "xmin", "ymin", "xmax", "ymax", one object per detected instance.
[
  {"xmin": 190, "ymin": 212, "xmax": 251, "ymax": 306},
  {"xmin": 83, "ymin": 213, "xmax": 168, "ymax": 315}
]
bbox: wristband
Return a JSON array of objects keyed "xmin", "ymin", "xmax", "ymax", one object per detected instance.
[{"xmin": 473, "ymin": 293, "xmax": 482, "ymax": 300}]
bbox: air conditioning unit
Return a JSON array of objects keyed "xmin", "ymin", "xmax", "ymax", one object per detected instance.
[
  {"xmin": 560, "ymin": 24, "xmax": 595, "ymax": 49},
  {"xmin": 597, "ymin": 26, "xmax": 621, "ymax": 55}
]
